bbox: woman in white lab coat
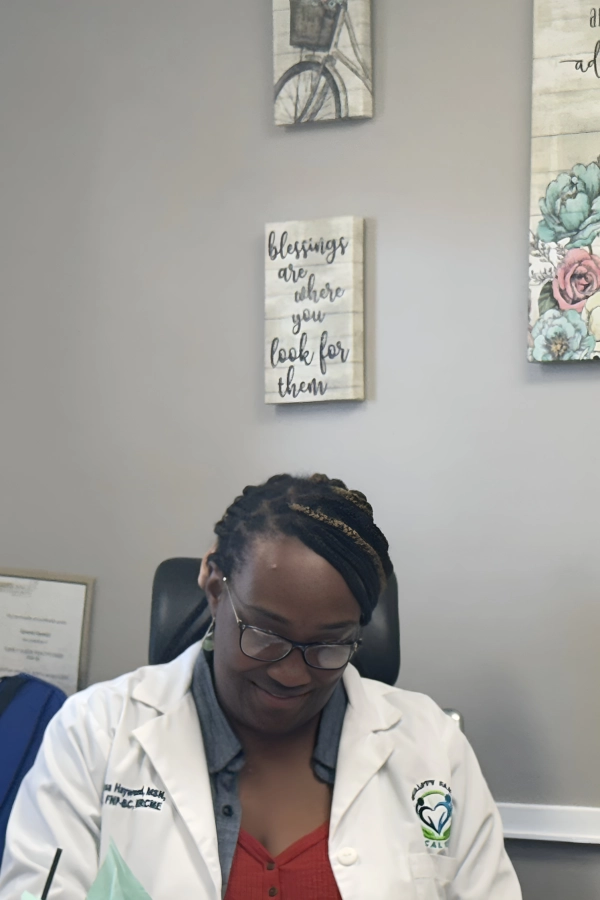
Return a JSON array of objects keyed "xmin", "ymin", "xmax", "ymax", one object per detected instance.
[{"xmin": 0, "ymin": 474, "xmax": 522, "ymax": 900}]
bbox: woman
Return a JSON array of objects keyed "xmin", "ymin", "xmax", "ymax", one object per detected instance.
[{"xmin": 0, "ymin": 474, "xmax": 521, "ymax": 899}]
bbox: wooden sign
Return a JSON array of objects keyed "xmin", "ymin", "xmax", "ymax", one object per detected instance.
[
  {"xmin": 265, "ymin": 216, "xmax": 365, "ymax": 404},
  {"xmin": 529, "ymin": 1, "xmax": 600, "ymax": 361},
  {"xmin": 273, "ymin": 0, "xmax": 372, "ymax": 125}
]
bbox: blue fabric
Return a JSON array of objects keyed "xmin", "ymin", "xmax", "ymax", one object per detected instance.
[{"xmin": 0, "ymin": 674, "xmax": 66, "ymax": 866}]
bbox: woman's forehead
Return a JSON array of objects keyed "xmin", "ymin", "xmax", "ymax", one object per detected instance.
[{"xmin": 233, "ymin": 534, "xmax": 361, "ymax": 626}]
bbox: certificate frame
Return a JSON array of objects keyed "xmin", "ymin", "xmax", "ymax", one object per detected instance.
[{"xmin": 0, "ymin": 567, "xmax": 95, "ymax": 694}]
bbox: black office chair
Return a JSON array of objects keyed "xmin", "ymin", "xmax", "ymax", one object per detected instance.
[{"xmin": 150, "ymin": 558, "xmax": 401, "ymax": 685}]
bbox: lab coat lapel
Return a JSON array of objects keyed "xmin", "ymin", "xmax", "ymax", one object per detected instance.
[
  {"xmin": 330, "ymin": 667, "xmax": 402, "ymax": 841},
  {"xmin": 132, "ymin": 692, "xmax": 221, "ymax": 897}
]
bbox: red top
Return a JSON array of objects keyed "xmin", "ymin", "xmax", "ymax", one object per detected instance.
[{"xmin": 224, "ymin": 823, "xmax": 342, "ymax": 900}]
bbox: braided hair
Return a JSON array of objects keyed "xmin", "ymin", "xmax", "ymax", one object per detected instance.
[{"xmin": 207, "ymin": 474, "xmax": 392, "ymax": 624}]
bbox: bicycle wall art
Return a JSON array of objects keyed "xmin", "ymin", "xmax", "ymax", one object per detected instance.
[
  {"xmin": 273, "ymin": 0, "xmax": 372, "ymax": 125},
  {"xmin": 265, "ymin": 216, "xmax": 365, "ymax": 403},
  {"xmin": 528, "ymin": 0, "xmax": 600, "ymax": 362}
]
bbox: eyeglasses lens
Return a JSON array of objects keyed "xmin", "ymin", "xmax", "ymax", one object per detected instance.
[
  {"xmin": 241, "ymin": 628, "xmax": 291, "ymax": 662},
  {"xmin": 240, "ymin": 627, "xmax": 353, "ymax": 669},
  {"xmin": 305, "ymin": 644, "xmax": 353, "ymax": 669}
]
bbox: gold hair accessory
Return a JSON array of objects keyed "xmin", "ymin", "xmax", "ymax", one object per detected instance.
[{"xmin": 289, "ymin": 503, "xmax": 385, "ymax": 588}]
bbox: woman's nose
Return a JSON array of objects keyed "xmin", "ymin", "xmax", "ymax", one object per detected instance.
[{"xmin": 266, "ymin": 647, "xmax": 312, "ymax": 687}]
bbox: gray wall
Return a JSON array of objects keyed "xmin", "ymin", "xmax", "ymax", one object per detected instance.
[{"xmin": 1, "ymin": 0, "xmax": 599, "ymax": 895}]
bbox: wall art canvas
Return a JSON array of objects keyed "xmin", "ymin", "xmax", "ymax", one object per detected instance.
[
  {"xmin": 529, "ymin": 0, "xmax": 600, "ymax": 361},
  {"xmin": 273, "ymin": 0, "xmax": 372, "ymax": 125},
  {"xmin": 265, "ymin": 216, "xmax": 365, "ymax": 404}
]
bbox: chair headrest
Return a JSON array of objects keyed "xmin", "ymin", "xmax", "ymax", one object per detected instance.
[{"xmin": 150, "ymin": 558, "xmax": 400, "ymax": 686}]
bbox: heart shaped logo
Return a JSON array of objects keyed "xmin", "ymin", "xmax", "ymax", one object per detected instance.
[
  {"xmin": 417, "ymin": 799, "xmax": 452, "ymax": 835},
  {"xmin": 412, "ymin": 783, "xmax": 453, "ymax": 845}
]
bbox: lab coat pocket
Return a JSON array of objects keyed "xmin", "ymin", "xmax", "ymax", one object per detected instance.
[{"xmin": 408, "ymin": 852, "xmax": 458, "ymax": 899}]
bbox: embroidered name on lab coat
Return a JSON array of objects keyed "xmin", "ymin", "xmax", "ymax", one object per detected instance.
[{"xmin": 103, "ymin": 783, "xmax": 165, "ymax": 811}]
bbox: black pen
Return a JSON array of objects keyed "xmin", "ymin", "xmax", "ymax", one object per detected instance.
[{"xmin": 40, "ymin": 849, "xmax": 62, "ymax": 900}]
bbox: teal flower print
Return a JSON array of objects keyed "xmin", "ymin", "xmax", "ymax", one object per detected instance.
[
  {"xmin": 531, "ymin": 309, "xmax": 596, "ymax": 361},
  {"xmin": 538, "ymin": 162, "xmax": 600, "ymax": 248}
]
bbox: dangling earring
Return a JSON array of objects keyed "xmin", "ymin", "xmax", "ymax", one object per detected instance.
[
  {"xmin": 204, "ymin": 575, "xmax": 225, "ymax": 651},
  {"xmin": 203, "ymin": 616, "xmax": 216, "ymax": 652}
]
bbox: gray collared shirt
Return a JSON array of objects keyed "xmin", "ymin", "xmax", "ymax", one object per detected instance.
[{"xmin": 191, "ymin": 649, "xmax": 347, "ymax": 892}]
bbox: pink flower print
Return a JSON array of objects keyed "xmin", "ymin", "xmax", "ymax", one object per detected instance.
[{"xmin": 552, "ymin": 249, "xmax": 600, "ymax": 312}]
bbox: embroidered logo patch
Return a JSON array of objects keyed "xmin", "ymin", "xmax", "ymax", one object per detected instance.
[{"xmin": 412, "ymin": 780, "xmax": 453, "ymax": 848}]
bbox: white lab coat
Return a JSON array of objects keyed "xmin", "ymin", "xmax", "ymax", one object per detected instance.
[{"xmin": 0, "ymin": 643, "xmax": 521, "ymax": 900}]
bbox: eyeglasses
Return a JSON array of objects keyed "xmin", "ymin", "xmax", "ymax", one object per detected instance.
[{"xmin": 223, "ymin": 578, "xmax": 361, "ymax": 670}]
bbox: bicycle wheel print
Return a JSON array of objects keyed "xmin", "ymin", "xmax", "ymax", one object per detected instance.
[{"xmin": 274, "ymin": 61, "xmax": 341, "ymax": 124}]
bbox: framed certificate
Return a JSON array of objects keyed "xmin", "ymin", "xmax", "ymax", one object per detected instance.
[{"xmin": 0, "ymin": 568, "xmax": 94, "ymax": 695}]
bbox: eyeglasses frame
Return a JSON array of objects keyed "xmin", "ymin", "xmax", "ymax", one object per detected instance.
[{"xmin": 222, "ymin": 577, "xmax": 362, "ymax": 670}]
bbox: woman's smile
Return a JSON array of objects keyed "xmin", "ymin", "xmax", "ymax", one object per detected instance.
[{"xmin": 252, "ymin": 682, "xmax": 313, "ymax": 708}]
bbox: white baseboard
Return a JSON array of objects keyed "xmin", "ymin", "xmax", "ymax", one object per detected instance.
[{"xmin": 498, "ymin": 803, "xmax": 600, "ymax": 844}]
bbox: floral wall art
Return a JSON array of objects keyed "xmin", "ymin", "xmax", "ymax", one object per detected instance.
[{"xmin": 529, "ymin": 1, "xmax": 600, "ymax": 362}]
